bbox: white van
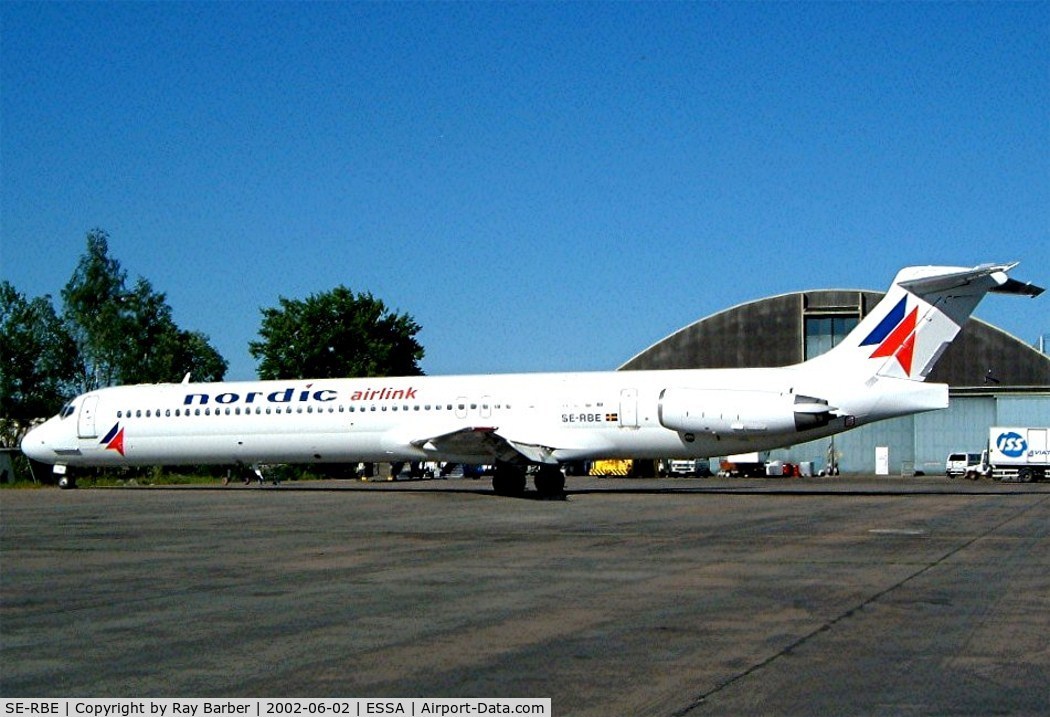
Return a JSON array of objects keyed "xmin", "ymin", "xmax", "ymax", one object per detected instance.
[{"xmin": 945, "ymin": 452, "xmax": 982, "ymax": 477}]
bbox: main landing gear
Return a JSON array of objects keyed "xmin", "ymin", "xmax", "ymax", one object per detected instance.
[{"xmin": 491, "ymin": 461, "xmax": 565, "ymax": 498}]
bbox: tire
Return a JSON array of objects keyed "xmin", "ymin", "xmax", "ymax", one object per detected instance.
[
  {"xmin": 492, "ymin": 466, "xmax": 527, "ymax": 497},
  {"xmin": 534, "ymin": 467, "xmax": 566, "ymax": 497}
]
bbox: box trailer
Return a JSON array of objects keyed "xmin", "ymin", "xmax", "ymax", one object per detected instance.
[
  {"xmin": 661, "ymin": 458, "xmax": 712, "ymax": 477},
  {"xmin": 979, "ymin": 427, "xmax": 1049, "ymax": 482},
  {"xmin": 718, "ymin": 452, "xmax": 770, "ymax": 478}
]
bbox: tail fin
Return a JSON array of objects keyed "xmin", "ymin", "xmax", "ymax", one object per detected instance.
[{"xmin": 804, "ymin": 262, "xmax": 1043, "ymax": 382}]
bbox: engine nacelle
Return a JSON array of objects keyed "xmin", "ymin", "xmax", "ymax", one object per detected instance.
[{"xmin": 658, "ymin": 388, "xmax": 833, "ymax": 436}]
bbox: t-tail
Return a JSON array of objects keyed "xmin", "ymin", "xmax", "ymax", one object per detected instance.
[{"xmin": 802, "ymin": 262, "xmax": 1043, "ymax": 384}]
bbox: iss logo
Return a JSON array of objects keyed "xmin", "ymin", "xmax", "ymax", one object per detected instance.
[{"xmin": 996, "ymin": 431, "xmax": 1027, "ymax": 458}]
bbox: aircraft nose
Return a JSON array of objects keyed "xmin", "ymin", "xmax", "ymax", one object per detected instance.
[{"xmin": 20, "ymin": 422, "xmax": 55, "ymax": 463}]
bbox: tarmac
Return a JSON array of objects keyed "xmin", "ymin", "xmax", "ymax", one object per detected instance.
[{"xmin": 2, "ymin": 475, "xmax": 1049, "ymax": 716}]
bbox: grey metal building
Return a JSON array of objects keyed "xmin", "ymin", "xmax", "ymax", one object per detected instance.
[{"xmin": 621, "ymin": 290, "xmax": 1050, "ymax": 475}]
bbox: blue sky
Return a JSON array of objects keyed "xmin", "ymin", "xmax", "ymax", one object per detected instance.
[{"xmin": 2, "ymin": 1, "xmax": 1047, "ymax": 381}]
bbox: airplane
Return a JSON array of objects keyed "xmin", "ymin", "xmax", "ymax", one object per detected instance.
[{"xmin": 20, "ymin": 262, "xmax": 1043, "ymax": 495}]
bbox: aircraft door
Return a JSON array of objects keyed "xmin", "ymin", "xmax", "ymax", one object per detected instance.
[
  {"xmin": 78, "ymin": 395, "xmax": 99, "ymax": 438},
  {"xmin": 455, "ymin": 397, "xmax": 468, "ymax": 419},
  {"xmin": 619, "ymin": 388, "xmax": 638, "ymax": 428},
  {"xmin": 480, "ymin": 396, "xmax": 493, "ymax": 420}
]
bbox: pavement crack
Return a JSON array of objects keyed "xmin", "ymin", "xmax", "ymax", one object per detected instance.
[{"xmin": 672, "ymin": 494, "xmax": 1050, "ymax": 716}]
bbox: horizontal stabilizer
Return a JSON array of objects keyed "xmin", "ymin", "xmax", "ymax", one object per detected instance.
[
  {"xmin": 991, "ymin": 277, "xmax": 1044, "ymax": 297},
  {"xmin": 897, "ymin": 262, "xmax": 1005, "ymax": 294}
]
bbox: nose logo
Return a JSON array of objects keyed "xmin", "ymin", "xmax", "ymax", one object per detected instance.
[{"xmin": 100, "ymin": 423, "xmax": 126, "ymax": 457}]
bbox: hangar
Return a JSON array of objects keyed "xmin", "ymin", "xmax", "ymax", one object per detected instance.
[{"xmin": 621, "ymin": 289, "xmax": 1050, "ymax": 475}]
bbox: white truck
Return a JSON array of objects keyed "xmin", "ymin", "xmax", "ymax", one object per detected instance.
[
  {"xmin": 718, "ymin": 452, "xmax": 771, "ymax": 478},
  {"xmin": 973, "ymin": 427, "xmax": 1050, "ymax": 482}
]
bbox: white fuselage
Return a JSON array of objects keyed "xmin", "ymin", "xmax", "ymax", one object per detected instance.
[{"xmin": 20, "ymin": 365, "xmax": 946, "ymax": 469}]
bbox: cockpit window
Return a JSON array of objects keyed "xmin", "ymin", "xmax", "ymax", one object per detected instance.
[{"xmin": 59, "ymin": 402, "xmax": 76, "ymax": 419}]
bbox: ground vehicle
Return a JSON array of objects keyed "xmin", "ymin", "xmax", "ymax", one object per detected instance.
[
  {"xmin": 970, "ymin": 427, "xmax": 1049, "ymax": 482},
  {"xmin": 661, "ymin": 458, "xmax": 711, "ymax": 477},
  {"xmin": 590, "ymin": 459, "xmax": 634, "ymax": 476},
  {"xmin": 946, "ymin": 452, "xmax": 983, "ymax": 477},
  {"xmin": 719, "ymin": 452, "xmax": 771, "ymax": 477}
]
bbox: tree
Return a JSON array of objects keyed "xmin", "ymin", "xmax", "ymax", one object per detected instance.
[
  {"xmin": 250, "ymin": 286, "xmax": 424, "ymax": 380},
  {"xmin": 171, "ymin": 330, "xmax": 228, "ymax": 383},
  {"xmin": 60, "ymin": 229, "xmax": 227, "ymax": 389},
  {"xmin": 61, "ymin": 229, "xmax": 129, "ymax": 390},
  {"xmin": 115, "ymin": 278, "xmax": 227, "ymax": 384},
  {"xmin": 0, "ymin": 282, "xmax": 78, "ymax": 444}
]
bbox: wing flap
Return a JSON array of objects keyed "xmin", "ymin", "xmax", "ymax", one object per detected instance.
[{"xmin": 411, "ymin": 426, "xmax": 558, "ymax": 464}]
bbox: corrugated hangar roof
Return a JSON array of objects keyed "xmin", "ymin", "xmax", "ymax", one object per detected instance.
[{"xmin": 620, "ymin": 289, "xmax": 1050, "ymax": 391}]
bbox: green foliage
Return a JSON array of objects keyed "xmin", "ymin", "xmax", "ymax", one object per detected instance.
[
  {"xmin": 61, "ymin": 229, "xmax": 129, "ymax": 390},
  {"xmin": 1, "ymin": 229, "xmax": 228, "ymax": 437},
  {"xmin": 60, "ymin": 229, "xmax": 227, "ymax": 390},
  {"xmin": 250, "ymin": 286, "xmax": 424, "ymax": 380},
  {"xmin": 115, "ymin": 277, "xmax": 227, "ymax": 385},
  {"xmin": 0, "ymin": 281, "xmax": 78, "ymax": 443}
]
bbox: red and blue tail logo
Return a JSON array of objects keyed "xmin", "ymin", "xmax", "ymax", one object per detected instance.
[
  {"xmin": 100, "ymin": 422, "xmax": 125, "ymax": 456},
  {"xmin": 860, "ymin": 296, "xmax": 918, "ymax": 375}
]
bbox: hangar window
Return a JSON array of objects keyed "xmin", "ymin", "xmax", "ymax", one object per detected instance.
[{"xmin": 805, "ymin": 315, "xmax": 859, "ymax": 360}]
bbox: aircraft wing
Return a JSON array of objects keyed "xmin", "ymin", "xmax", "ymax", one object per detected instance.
[{"xmin": 411, "ymin": 427, "xmax": 559, "ymax": 465}]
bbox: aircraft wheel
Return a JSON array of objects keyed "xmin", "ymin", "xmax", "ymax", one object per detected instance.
[
  {"xmin": 57, "ymin": 475, "xmax": 76, "ymax": 489},
  {"xmin": 492, "ymin": 465, "xmax": 527, "ymax": 497},
  {"xmin": 534, "ymin": 466, "xmax": 565, "ymax": 497}
]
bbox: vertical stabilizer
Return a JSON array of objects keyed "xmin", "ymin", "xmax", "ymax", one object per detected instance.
[{"xmin": 802, "ymin": 263, "xmax": 1042, "ymax": 383}]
